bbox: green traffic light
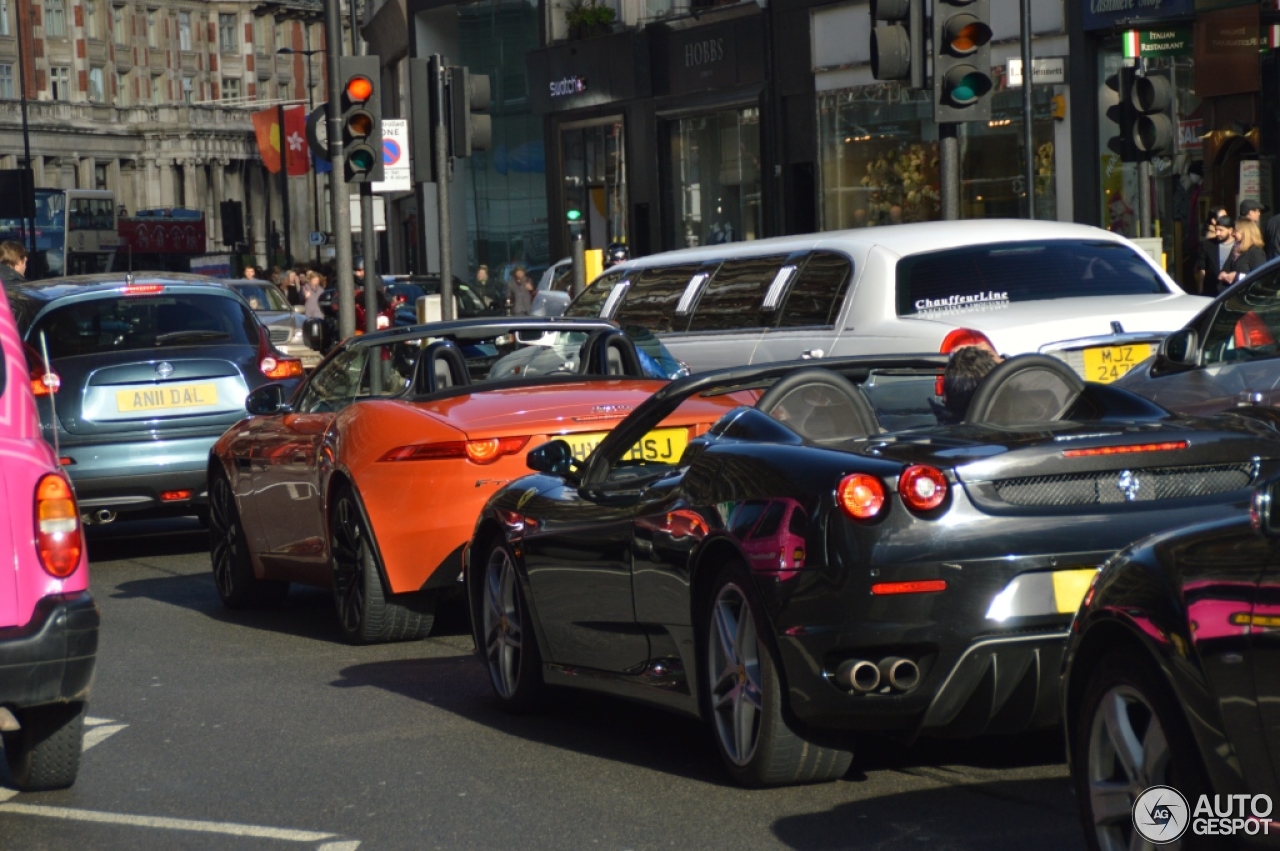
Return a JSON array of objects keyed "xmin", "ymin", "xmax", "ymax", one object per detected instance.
[
  {"xmin": 349, "ymin": 148, "xmax": 376, "ymax": 171},
  {"xmin": 566, "ymin": 209, "xmax": 583, "ymax": 222}
]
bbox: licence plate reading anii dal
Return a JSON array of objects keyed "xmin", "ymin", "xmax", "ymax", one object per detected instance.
[
  {"xmin": 117, "ymin": 383, "xmax": 219, "ymax": 413},
  {"xmin": 565, "ymin": 427, "xmax": 689, "ymax": 462},
  {"xmin": 1083, "ymin": 344, "xmax": 1151, "ymax": 383}
]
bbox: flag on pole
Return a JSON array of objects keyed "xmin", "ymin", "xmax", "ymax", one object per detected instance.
[
  {"xmin": 1121, "ymin": 30, "xmax": 1141, "ymax": 59},
  {"xmin": 282, "ymin": 106, "xmax": 309, "ymax": 177},
  {"xmin": 251, "ymin": 106, "xmax": 310, "ymax": 176},
  {"xmin": 251, "ymin": 108, "xmax": 283, "ymax": 174}
]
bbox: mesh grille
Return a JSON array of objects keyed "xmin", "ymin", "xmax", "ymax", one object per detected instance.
[
  {"xmin": 269, "ymin": 327, "xmax": 291, "ymax": 344},
  {"xmin": 993, "ymin": 462, "xmax": 1254, "ymax": 506}
]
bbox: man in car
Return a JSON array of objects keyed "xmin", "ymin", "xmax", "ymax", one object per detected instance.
[{"xmin": 935, "ymin": 345, "xmax": 1001, "ymax": 424}]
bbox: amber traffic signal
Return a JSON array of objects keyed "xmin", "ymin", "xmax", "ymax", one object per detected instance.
[{"xmin": 933, "ymin": 0, "xmax": 993, "ymax": 122}]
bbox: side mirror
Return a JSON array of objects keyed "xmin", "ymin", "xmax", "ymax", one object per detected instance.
[
  {"xmin": 1252, "ymin": 479, "xmax": 1280, "ymax": 538},
  {"xmin": 303, "ymin": 318, "xmax": 327, "ymax": 351},
  {"xmin": 245, "ymin": 383, "xmax": 290, "ymax": 416},
  {"xmin": 526, "ymin": 439, "xmax": 578, "ymax": 478},
  {"xmin": 1160, "ymin": 328, "xmax": 1198, "ymax": 367}
]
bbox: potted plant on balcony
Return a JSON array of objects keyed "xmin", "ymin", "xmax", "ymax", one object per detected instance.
[{"xmin": 564, "ymin": 0, "xmax": 616, "ymax": 39}]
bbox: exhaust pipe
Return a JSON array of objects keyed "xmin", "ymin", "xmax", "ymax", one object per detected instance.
[
  {"xmin": 94, "ymin": 509, "xmax": 117, "ymax": 525},
  {"xmin": 879, "ymin": 657, "xmax": 920, "ymax": 691},
  {"xmin": 836, "ymin": 659, "xmax": 881, "ymax": 693}
]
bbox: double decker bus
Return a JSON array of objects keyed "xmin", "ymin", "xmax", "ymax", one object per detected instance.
[{"xmin": 0, "ymin": 188, "xmax": 119, "ymax": 279}]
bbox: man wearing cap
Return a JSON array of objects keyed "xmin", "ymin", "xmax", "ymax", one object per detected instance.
[{"xmin": 1241, "ymin": 200, "xmax": 1264, "ymax": 224}]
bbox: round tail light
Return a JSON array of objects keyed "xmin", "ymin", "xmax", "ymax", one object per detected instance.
[
  {"xmin": 837, "ymin": 473, "xmax": 886, "ymax": 520},
  {"xmin": 899, "ymin": 465, "xmax": 948, "ymax": 512}
]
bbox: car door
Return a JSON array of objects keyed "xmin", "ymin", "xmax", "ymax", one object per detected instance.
[
  {"xmin": 1132, "ymin": 267, "xmax": 1280, "ymax": 415},
  {"xmin": 252, "ymin": 344, "xmax": 370, "ymax": 557},
  {"xmin": 750, "ymin": 251, "xmax": 853, "ymax": 365}
]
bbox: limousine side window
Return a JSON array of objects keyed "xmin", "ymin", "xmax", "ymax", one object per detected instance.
[
  {"xmin": 613, "ymin": 264, "xmax": 704, "ymax": 333},
  {"xmin": 565, "ymin": 268, "xmax": 628, "ymax": 318},
  {"xmin": 686, "ymin": 256, "xmax": 788, "ymax": 332},
  {"xmin": 776, "ymin": 252, "xmax": 853, "ymax": 328}
]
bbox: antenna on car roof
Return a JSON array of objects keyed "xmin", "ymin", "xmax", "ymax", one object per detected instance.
[{"xmin": 37, "ymin": 331, "xmax": 62, "ymax": 471}]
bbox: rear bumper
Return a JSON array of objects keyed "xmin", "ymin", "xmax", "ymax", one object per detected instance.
[
  {"xmin": 59, "ymin": 435, "xmax": 217, "ymax": 515},
  {"xmin": 0, "ymin": 592, "xmax": 99, "ymax": 709}
]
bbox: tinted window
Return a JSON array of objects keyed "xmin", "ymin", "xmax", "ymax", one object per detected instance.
[
  {"xmin": 729, "ymin": 500, "xmax": 767, "ymax": 537},
  {"xmin": 29, "ymin": 293, "xmax": 258, "ymax": 359},
  {"xmin": 687, "ymin": 257, "xmax": 785, "ymax": 332},
  {"xmin": 1200, "ymin": 267, "xmax": 1280, "ymax": 367},
  {"xmin": 549, "ymin": 264, "xmax": 575, "ymax": 293},
  {"xmin": 614, "ymin": 265, "xmax": 702, "ymax": 333},
  {"xmin": 566, "ymin": 269, "xmax": 628, "ymax": 318},
  {"xmin": 778, "ymin": 252, "xmax": 853, "ymax": 327},
  {"xmin": 295, "ymin": 346, "xmax": 369, "ymax": 413},
  {"xmin": 897, "ymin": 240, "xmax": 1167, "ymax": 318},
  {"xmin": 752, "ymin": 501, "xmax": 786, "ymax": 539}
]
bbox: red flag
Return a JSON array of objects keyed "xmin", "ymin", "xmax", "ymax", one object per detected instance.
[
  {"xmin": 251, "ymin": 109, "xmax": 282, "ymax": 174},
  {"xmin": 282, "ymin": 106, "xmax": 309, "ymax": 177}
]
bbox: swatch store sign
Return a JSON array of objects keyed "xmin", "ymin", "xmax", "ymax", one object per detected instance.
[{"xmin": 550, "ymin": 75, "xmax": 588, "ymax": 98}]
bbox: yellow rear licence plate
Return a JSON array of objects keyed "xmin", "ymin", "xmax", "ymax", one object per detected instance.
[
  {"xmin": 117, "ymin": 383, "xmax": 218, "ymax": 412},
  {"xmin": 1053, "ymin": 568, "xmax": 1099, "ymax": 614},
  {"xmin": 1083, "ymin": 344, "xmax": 1151, "ymax": 383},
  {"xmin": 564, "ymin": 427, "xmax": 689, "ymax": 463}
]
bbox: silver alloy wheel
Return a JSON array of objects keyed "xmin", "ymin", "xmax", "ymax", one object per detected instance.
[
  {"xmin": 209, "ymin": 476, "xmax": 238, "ymax": 601},
  {"xmin": 483, "ymin": 546, "xmax": 523, "ymax": 699},
  {"xmin": 1087, "ymin": 683, "xmax": 1173, "ymax": 851},
  {"xmin": 708, "ymin": 582, "xmax": 763, "ymax": 767}
]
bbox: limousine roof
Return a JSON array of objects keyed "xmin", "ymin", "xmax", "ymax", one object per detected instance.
[{"xmin": 614, "ymin": 219, "xmax": 1137, "ymax": 270}]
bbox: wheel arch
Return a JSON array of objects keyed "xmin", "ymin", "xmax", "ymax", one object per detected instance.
[
  {"xmin": 1064, "ymin": 617, "xmax": 1156, "ymax": 771},
  {"xmin": 327, "ymin": 472, "xmax": 393, "ymax": 597},
  {"xmin": 469, "ymin": 517, "xmax": 556, "ymax": 666}
]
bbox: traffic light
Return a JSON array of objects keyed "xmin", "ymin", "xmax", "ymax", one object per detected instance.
[
  {"xmin": 338, "ymin": 56, "xmax": 383, "ymax": 183},
  {"xmin": 1103, "ymin": 65, "xmax": 1137, "ymax": 162},
  {"xmin": 933, "ymin": 0, "xmax": 993, "ymax": 122},
  {"xmin": 1132, "ymin": 70, "xmax": 1174, "ymax": 159},
  {"xmin": 448, "ymin": 67, "xmax": 492, "ymax": 158},
  {"xmin": 409, "ymin": 58, "xmax": 438, "ymax": 184},
  {"xmin": 869, "ymin": 0, "xmax": 923, "ymax": 89}
]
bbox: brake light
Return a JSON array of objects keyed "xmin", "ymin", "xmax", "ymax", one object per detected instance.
[
  {"xmin": 939, "ymin": 328, "xmax": 995, "ymax": 354},
  {"xmin": 376, "ymin": 314, "xmax": 391, "ymax": 330},
  {"xmin": 380, "ymin": 436, "xmax": 530, "ymax": 465},
  {"xmin": 1062, "ymin": 441, "xmax": 1188, "ymax": 458},
  {"xmin": 899, "ymin": 465, "xmax": 948, "ymax": 512},
  {"xmin": 34, "ymin": 474, "xmax": 81, "ymax": 578},
  {"xmin": 160, "ymin": 490, "xmax": 193, "ymax": 502},
  {"xmin": 837, "ymin": 473, "xmax": 886, "ymax": 520},
  {"xmin": 871, "ymin": 580, "xmax": 947, "ymax": 595},
  {"xmin": 260, "ymin": 355, "xmax": 304, "ymax": 380},
  {"xmin": 123, "ymin": 284, "xmax": 165, "ymax": 295},
  {"xmin": 30, "ymin": 363, "xmax": 60, "ymax": 396}
]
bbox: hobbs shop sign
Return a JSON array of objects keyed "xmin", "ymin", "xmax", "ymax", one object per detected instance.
[
  {"xmin": 549, "ymin": 75, "xmax": 588, "ymax": 98},
  {"xmin": 684, "ymin": 38, "xmax": 725, "ymax": 67}
]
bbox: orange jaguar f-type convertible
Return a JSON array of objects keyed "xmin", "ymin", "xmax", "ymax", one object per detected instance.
[{"xmin": 207, "ymin": 317, "xmax": 747, "ymax": 644}]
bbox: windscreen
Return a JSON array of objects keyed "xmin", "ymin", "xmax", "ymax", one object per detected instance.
[
  {"xmin": 30, "ymin": 293, "xmax": 258, "ymax": 359},
  {"xmin": 896, "ymin": 240, "xmax": 1168, "ymax": 318}
]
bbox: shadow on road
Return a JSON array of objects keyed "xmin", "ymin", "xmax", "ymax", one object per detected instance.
[{"xmin": 86, "ymin": 517, "xmax": 210, "ymax": 563}]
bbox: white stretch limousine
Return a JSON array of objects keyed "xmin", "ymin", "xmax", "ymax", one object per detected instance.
[{"xmin": 563, "ymin": 220, "xmax": 1209, "ymax": 381}]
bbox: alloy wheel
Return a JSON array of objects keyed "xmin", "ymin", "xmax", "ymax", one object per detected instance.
[
  {"xmin": 209, "ymin": 477, "xmax": 238, "ymax": 601},
  {"xmin": 1087, "ymin": 684, "xmax": 1173, "ymax": 851},
  {"xmin": 483, "ymin": 546, "xmax": 523, "ymax": 699},
  {"xmin": 708, "ymin": 582, "xmax": 764, "ymax": 767},
  {"xmin": 331, "ymin": 495, "xmax": 367, "ymax": 634}
]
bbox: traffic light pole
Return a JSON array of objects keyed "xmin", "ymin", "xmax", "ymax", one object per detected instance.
[
  {"xmin": 1138, "ymin": 160, "xmax": 1152, "ymax": 239},
  {"xmin": 324, "ymin": 0, "xmax": 355, "ymax": 340},
  {"xmin": 940, "ymin": 123, "xmax": 959, "ymax": 221},
  {"xmin": 1020, "ymin": 0, "xmax": 1034, "ymax": 219},
  {"xmin": 431, "ymin": 56, "xmax": 454, "ymax": 321}
]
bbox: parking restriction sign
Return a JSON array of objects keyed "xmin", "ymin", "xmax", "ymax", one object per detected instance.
[{"xmin": 372, "ymin": 119, "xmax": 410, "ymax": 193}]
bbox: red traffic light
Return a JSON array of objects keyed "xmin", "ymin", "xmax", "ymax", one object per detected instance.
[{"xmin": 346, "ymin": 75, "xmax": 374, "ymax": 103}]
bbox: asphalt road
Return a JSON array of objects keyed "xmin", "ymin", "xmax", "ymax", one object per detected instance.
[{"xmin": 0, "ymin": 519, "xmax": 1087, "ymax": 851}]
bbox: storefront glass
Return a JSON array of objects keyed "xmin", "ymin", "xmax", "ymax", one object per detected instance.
[
  {"xmin": 560, "ymin": 119, "xmax": 627, "ymax": 254},
  {"xmin": 667, "ymin": 106, "xmax": 762, "ymax": 248},
  {"xmin": 817, "ymin": 82, "xmax": 1058, "ymax": 228}
]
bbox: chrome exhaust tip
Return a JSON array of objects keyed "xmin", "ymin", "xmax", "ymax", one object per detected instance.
[
  {"xmin": 94, "ymin": 509, "xmax": 117, "ymax": 525},
  {"xmin": 879, "ymin": 656, "xmax": 920, "ymax": 691},
  {"xmin": 836, "ymin": 659, "xmax": 881, "ymax": 693}
]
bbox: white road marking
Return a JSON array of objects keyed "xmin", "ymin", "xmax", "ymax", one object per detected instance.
[
  {"xmin": 84, "ymin": 716, "xmax": 115, "ymax": 726},
  {"xmin": 82, "ymin": 724, "xmax": 127, "ymax": 752},
  {"xmin": 0, "ymin": 790, "xmax": 16, "ymax": 803},
  {"xmin": 318, "ymin": 843, "xmax": 362, "ymax": 851},
  {"xmin": 0, "ymin": 803, "xmax": 351, "ymax": 845}
]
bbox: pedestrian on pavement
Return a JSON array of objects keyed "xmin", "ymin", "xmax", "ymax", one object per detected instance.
[
  {"xmin": 303, "ymin": 270, "xmax": 325, "ymax": 319},
  {"xmin": 1240, "ymin": 200, "xmax": 1265, "ymax": 225},
  {"xmin": 1219, "ymin": 220, "xmax": 1266, "ymax": 291},
  {"xmin": 278, "ymin": 269, "xmax": 304, "ymax": 307},
  {"xmin": 1194, "ymin": 214, "xmax": 1227, "ymax": 295},
  {"xmin": 506, "ymin": 265, "xmax": 534, "ymax": 315},
  {"xmin": 0, "ymin": 240, "xmax": 28, "ymax": 285},
  {"xmin": 243, "ymin": 265, "xmax": 258, "ymax": 280}
]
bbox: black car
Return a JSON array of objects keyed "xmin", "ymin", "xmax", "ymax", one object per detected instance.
[
  {"xmin": 4, "ymin": 273, "xmax": 304, "ymax": 524},
  {"xmin": 1063, "ymin": 477, "xmax": 1280, "ymax": 850},
  {"xmin": 466, "ymin": 353, "xmax": 1280, "ymax": 786}
]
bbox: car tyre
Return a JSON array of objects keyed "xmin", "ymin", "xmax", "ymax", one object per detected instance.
[
  {"xmin": 478, "ymin": 540, "xmax": 545, "ymax": 713},
  {"xmin": 330, "ymin": 483, "xmax": 435, "ymax": 645},
  {"xmin": 209, "ymin": 472, "xmax": 288, "ymax": 609},
  {"xmin": 1074, "ymin": 647, "xmax": 1222, "ymax": 851},
  {"xmin": 3, "ymin": 702, "xmax": 87, "ymax": 791},
  {"xmin": 701, "ymin": 563, "xmax": 852, "ymax": 787}
]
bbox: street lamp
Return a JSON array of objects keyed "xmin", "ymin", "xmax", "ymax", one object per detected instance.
[{"xmin": 277, "ymin": 42, "xmax": 324, "ymax": 261}]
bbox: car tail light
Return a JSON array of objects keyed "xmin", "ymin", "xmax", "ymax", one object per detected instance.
[
  {"xmin": 936, "ymin": 329, "xmax": 997, "ymax": 395},
  {"xmin": 257, "ymin": 326, "xmax": 304, "ymax": 379},
  {"xmin": 380, "ymin": 436, "xmax": 530, "ymax": 465},
  {"xmin": 35, "ymin": 474, "xmax": 81, "ymax": 578},
  {"xmin": 25, "ymin": 342, "xmax": 59, "ymax": 396},
  {"xmin": 160, "ymin": 490, "xmax": 193, "ymax": 502},
  {"xmin": 122, "ymin": 284, "xmax": 165, "ymax": 295},
  {"xmin": 837, "ymin": 473, "xmax": 886, "ymax": 520},
  {"xmin": 899, "ymin": 465, "xmax": 948, "ymax": 512},
  {"xmin": 871, "ymin": 580, "xmax": 946, "ymax": 595},
  {"xmin": 1062, "ymin": 441, "xmax": 1188, "ymax": 458}
]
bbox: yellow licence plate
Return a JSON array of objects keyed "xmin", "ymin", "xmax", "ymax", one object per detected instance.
[
  {"xmin": 564, "ymin": 427, "xmax": 690, "ymax": 463},
  {"xmin": 117, "ymin": 383, "xmax": 219, "ymax": 413},
  {"xmin": 1083, "ymin": 344, "xmax": 1151, "ymax": 383},
  {"xmin": 1053, "ymin": 568, "xmax": 1099, "ymax": 614}
]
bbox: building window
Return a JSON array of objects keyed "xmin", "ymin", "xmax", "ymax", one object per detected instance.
[
  {"xmin": 88, "ymin": 66, "xmax": 104, "ymax": 101},
  {"xmin": 253, "ymin": 15, "xmax": 270, "ymax": 51},
  {"xmin": 94, "ymin": 163, "xmax": 107, "ymax": 190},
  {"xmin": 667, "ymin": 107, "xmax": 762, "ymax": 248},
  {"xmin": 146, "ymin": 8, "xmax": 157, "ymax": 47},
  {"xmin": 181, "ymin": 75, "xmax": 193, "ymax": 102},
  {"xmin": 114, "ymin": 68, "xmax": 127, "ymax": 106},
  {"xmin": 151, "ymin": 73, "xmax": 163, "ymax": 104},
  {"xmin": 218, "ymin": 12, "xmax": 236, "ymax": 50},
  {"xmin": 0, "ymin": 0, "xmax": 10, "ymax": 37},
  {"xmin": 0, "ymin": 64, "xmax": 13, "ymax": 100},
  {"xmin": 277, "ymin": 79, "xmax": 289, "ymax": 101},
  {"xmin": 178, "ymin": 10, "xmax": 190, "ymax": 50},
  {"xmin": 46, "ymin": 0, "xmax": 65, "ymax": 37},
  {"xmin": 112, "ymin": 5, "xmax": 126, "ymax": 44},
  {"xmin": 50, "ymin": 65, "xmax": 70, "ymax": 99},
  {"xmin": 275, "ymin": 19, "xmax": 288, "ymax": 48},
  {"xmin": 222, "ymin": 76, "xmax": 240, "ymax": 101},
  {"xmin": 85, "ymin": 1, "xmax": 98, "ymax": 38}
]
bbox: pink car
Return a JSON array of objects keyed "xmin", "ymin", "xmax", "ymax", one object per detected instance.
[{"xmin": 0, "ymin": 284, "xmax": 96, "ymax": 791}]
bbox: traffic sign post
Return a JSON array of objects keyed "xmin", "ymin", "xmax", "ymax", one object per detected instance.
[
  {"xmin": 372, "ymin": 119, "xmax": 410, "ymax": 194},
  {"xmin": 309, "ymin": 231, "xmax": 330, "ymax": 246}
]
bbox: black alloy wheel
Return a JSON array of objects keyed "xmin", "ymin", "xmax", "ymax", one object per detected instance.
[
  {"xmin": 478, "ymin": 541, "xmax": 545, "ymax": 713},
  {"xmin": 702, "ymin": 562, "xmax": 852, "ymax": 787},
  {"xmin": 329, "ymin": 483, "xmax": 435, "ymax": 645},
  {"xmin": 209, "ymin": 472, "xmax": 288, "ymax": 609}
]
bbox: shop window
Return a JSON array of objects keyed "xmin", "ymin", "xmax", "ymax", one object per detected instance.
[
  {"xmin": 669, "ymin": 107, "xmax": 761, "ymax": 249},
  {"xmin": 687, "ymin": 256, "xmax": 786, "ymax": 332},
  {"xmin": 778, "ymin": 252, "xmax": 853, "ymax": 328},
  {"xmin": 613, "ymin": 264, "xmax": 702, "ymax": 333}
]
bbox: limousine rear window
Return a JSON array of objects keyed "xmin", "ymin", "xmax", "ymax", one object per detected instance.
[
  {"xmin": 895, "ymin": 239, "xmax": 1167, "ymax": 317},
  {"xmin": 687, "ymin": 256, "xmax": 788, "ymax": 331},
  {"xmin": 565, "ymin": 268, "xmax": 628, "ymax": 318},
  {"xmin": 614, "ymin": 264, "xmax": 707, "ymax": 333}
]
